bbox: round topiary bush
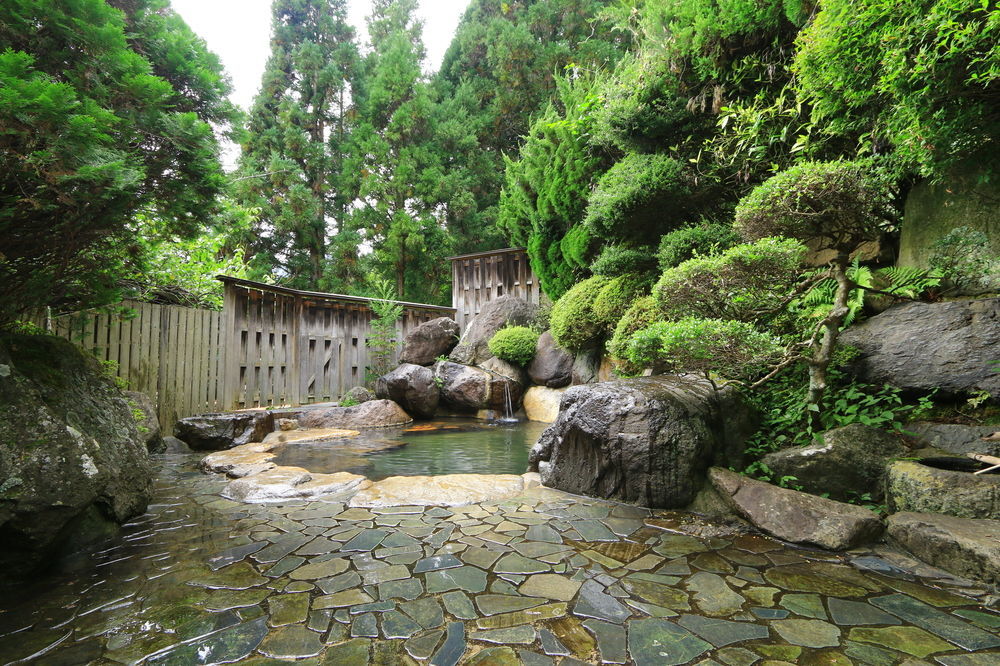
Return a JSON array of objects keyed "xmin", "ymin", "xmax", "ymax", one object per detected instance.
[
  {"xmin": 487, "ymin": 326, "xmax": 540, "ymax": 366},
  {"xmin": 592, "ymin": 274, "xmax": 649, "ymax": 334},
  {"xmin": 591, "ymin": 245, "xmax": 658, "ymax": 277},
  {"xmin": 607, "ymin": 295, "xmax": 663, "ymax": 376},
  {"xmin": 549, "ymin": 276, "xmax": 610, "ymax": 353},
  {"xmin": 658, "ymin": 222, "xmax": 740, "ymax": 269}
]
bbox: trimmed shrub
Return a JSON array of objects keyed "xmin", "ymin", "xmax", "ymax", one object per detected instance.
[
  {"xmin": 658, "ymin": 222, "xmax": 741, "ymax": 269},
  {"xmin": 625, "ymin": 318, "xmax": 783, "ymax": 381},
  {"xmin": 592, "ymin": 274, "xmax": 649, "ymax": 334},
  {"xmin": 591, "ymin": 245, "xmax": 658, "ymax": 278},
  {"xmin": 488, "ymin": 326, "xmax": 540, "ymax": 366},
  {"xmin": 607, "ymin": 295, "xmax": 663, "ymax": 376},
  {"xmin": 654, "ymin": 237, "xmax": 807, "ymax": 323},
  {"xmin": 584, "ymin": 153, "xmax": 694, "ymax": 241},
  {"xmin": 549, "ymin": 276, "xmax": 610, "ymax": 353}
]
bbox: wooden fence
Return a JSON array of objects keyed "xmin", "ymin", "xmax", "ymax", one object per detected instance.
[
  {"xmin": 220, "ymin": 277, "xmax": 455, "ymax": 411},
  {"xmin": 40, "ymin": 300, "xmax": 226, "ymax": 434},
  {"xmin": 449, "ymin": 248, "xmax": 541, "ymax": 330}
]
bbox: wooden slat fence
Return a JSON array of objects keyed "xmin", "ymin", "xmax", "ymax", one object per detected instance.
[{"xmin": 449, "ymin": 248, "xmax": 541, "ymax": 331}]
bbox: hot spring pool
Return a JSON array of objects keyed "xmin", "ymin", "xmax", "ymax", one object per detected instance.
[{"xmin": 269, "ymin": 418, "xmax": 549, "ymax": 480}]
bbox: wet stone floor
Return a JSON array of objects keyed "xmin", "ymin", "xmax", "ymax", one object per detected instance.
[{"xmin": 1, "ymin": 454, "xmax": 999, "ymax": 665}]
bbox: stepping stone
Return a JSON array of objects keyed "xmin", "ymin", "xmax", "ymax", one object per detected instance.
[
  {"xmin": 869, "ymin": 593, "xmax": 1000, "ymax": 651},
  {"xmin": 414, "ymin": 554, "xmax": 463, "ymax": 573},
  {"xmin": 361, "ymin": 564, "xmax": 409, "ymax": 585},
  {"xmin": 572, "ymin": 580, "xmax": 631, "ymax": 623},
  {"xmin": 843, "ymin": 640, "xmax": 897, "ymax": 666},
  {"xmin": 751, "ymin": 607, "xmax": 788, "ymax": 619},
  {"xmin": 430, "ymin": 621, "xmax": 466, "ymax": 666},
  {"xmin": 148, "ymin": 617, "xmax": 268, "ymax": 664},
  {"xmin": 627, "ymin": 618, "xmax": 711, "ymax": 666},
  {"xmin": 954, "ymin": 609, "xmax": 1000, "ymax": 630},
  {"xmin": 476, "ymin": 594, "xmax": 547, "ymax": 616},
  {"xmin": 258, "ymin": 624, "xmax": 325, "ymax": 659},
  {"xmin": 469, "ymin": 647, "xmax": 523, "ymax": 665},
  {"xmin": 265, "ymin": 555, "xmax": 306, "ymax": 579},
  {"xmin": 686, "ymin": 572, "xmax": 744, "ymax": 617},
  {"xmin": 382, "ymin": 531, "xmax": 422, "ymax": 548},
  {"xmin": 620, "ymin": 578, "xmax": 690, "ymax": 611},
  {"xmin": 539, "ymin": 628, "xmax": 571, "ymax": 656},
  {"xmin": 425, "ymin": 565, "xmax": 488, "ymax": 594},
  {"xmin": 342, "ymin": 529, "xmax": 389, "ymax": 552},
  {"xmin": 400, "ymin": 597, "xmax": 445, "ymax": 630},
  {"xmin": 252, "ymin": 535, "xmax": 313, "ymax": 563},
  {"xmin": 513, "ymin": 542, "xmax": 570, "ymax": 559},
  {"xmin": 475, "ymin": 603, "xmax": 567, "ymax": 630},
  {"xmin": 268, "ymin": 593, "xmax": 309, "ymax": 626},
  {"xmin": 208, "ymin": 541, "xmax": 267, "ymax": 570},
  {"xmin": 494, "ymin": 553, "xmax": 551, "ymax": 574},
  {"xmin": 936, "ymin": 654, "xmax": 1000, "ymax": 666},
  {"xmin": 716, "ymin": 646, "xmax": 761, "ymax": 666},
  {"xmin": 442, "ymin": 591, "xmax": 478, "ymax": 619},
  {"xmin": 351, "ymin": 612, "xmax": 378, "ymax": 638},
  {"xmin": 350, "ymin": 600, "xmax": 395, "ymax": 614},
  {"xmin": 569, "ymin": 520, "xmax": 618, "ymax": 542},
  {"xmin": 378, "ymin": 578, "xmax": 423, "ymax": 601},
  {"xmin": 764, "ymin": 565, "xmax": 867, "ymax": 598},
  {"xmin": 470, "ymin": 625, "xmax": 537, "ymax": 644},
  {"xmin": 199, "ymin": 588, "xmax": 270, "ymax": 611},
  {"xmin": 461, "ymin": 547, "xmax": 504, "ymax": 569},
  {"xmin": 314, "ymin": 589, "xmax": 373, "ymax": 609},
  {"xmin": 772, "ymin": 619, "xmax": 841, "ymax": 648},
  {"xmin": 848, "ymin": 625, "xmax": 953, "ymax": 658},
  {"xmin": 289, "ymin": 557, "xmax": 348, "ymax": 580},
  {"xmin": 525, "ymin": 524, "xmax": 563, "ymax": 543},
  {"xmin": 677, "ymin": 614, "xmax": 770, "ymax": 647},
  {"xmin": 827, "ymin": 598, "xmax": 901, "ymax": 626},
  {"xmin": 779, "ymin": 593, "xmax": 827, "ymax": 619},
  {"xmin": 317, "ymin": 571, "xmax": 362, "ymax": 595},
  {"xmin": 518, "ymin": 573, "xmax": 582, "ymax": 601},
  {"xmin": 583, "ymin": 619, "xmax": 627, "ymax": 664},
  {"xmin": 405, "ymin": 630, "xmax": 443, "ymax": 660}
]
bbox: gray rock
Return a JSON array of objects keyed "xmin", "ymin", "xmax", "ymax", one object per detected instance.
[
  {"xmin": 571, "ymin": 349, "xmax": 600, "ymax": 385},
  {"xmin": 886, "ymin": 460, "xmax": 1000, "ymax": 519},
  {"xmin": 906, "ymin": 422, "xmax": 1000, "ymax": 457},
  {"xmin": 708, "ymin": 467, "xmax": 884, "ymax": 550},
  {"xmin": 161, "ymin": 436, "xmax": 190, "ymax": 453},
  {"xmin": 434, "ymin": 361, "xmax": 523, "ymax": 414},
  {"xmin": 887, "ymin": 511, "xmax": 1000, "ymax": 586},
  {"xmin": 839, "ymin": 298, "xmax": 1000, "ymax": 399},
  {"xmin": 528, "ymin": 376, "xmax": 757, "ymax": 508},
  {"xmin": 124, "ymin": 390, "xmax": 163, "ymax": 453},
  {"xmin": 0, "ymin": 335, "xmax": 153, "ymax": 583},
  {"xmin": 479, "ymin": 357, "xmax": 527, "ymax": 412},
  {"xmin": 527, "ymin": 331, "xmax": 572, "ymax": 388},
  {"xmin": 400, "ymin": 317, "xmax": 461, "ymax": 366},
  {"xmin": 375, "ymin": 364, "xmax": 440, "ymax": 419},
  {"xmin": 762, "ymin": 424, "xmax": 904, "ymax": 501},
  {"xmin": 175, "ymin": 411, "xmax": 274, "ymax": 451},
  {"xmin": 298, "ymin": 399, "xmax": 413, "ymax": 429},
  {"xmin": 342, "ymin": 386, "xmax": 375, "ymax": 405},
  {"xmin": 449, "ymin": 296, "xmax": 536, "ymax": 366}
]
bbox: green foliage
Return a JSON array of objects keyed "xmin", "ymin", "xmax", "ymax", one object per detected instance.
[
  {"xmin": 585, "ymin": 153, "xmax": 694, "ymax": 242},
  {"xmin": 498, "ymin": 76, "xmax": 606, "ymax": 299},
  {"xmin": 366, "ymin": 276, "xmax": 404, "ymax": 384},
  {"xmin": 734, "ymin": 160, "xmax": 896, "ymax": 252},
  {"xmin": 339, "ymin": 394, "xmax": 360, "ymax": 407},
  {"xmin": 654, "ymin": 237, "xmax": 807, "ymax": 323},
  {"xmin": 549, "ymin": 276, "xmax": 610, "ymax": 353},
  {"xmin": 607, "ymin": 296, "xmax": 663, "ymax": 375},
  {"xmin": 488, "ymin": 326, "xmax": 540, "ymax": 366},
  {"xmin": 625, "ymin": 318, "xmax": 783, "ymax": 382},
  {"xmin": 592, "ymin": 275, "xmax": 649, "ymax": 334},
  {"xmin": 794, "ymin": 0, "xmax": 1000, "ymax": 176},
  {"xmin": 591, "ymin": 246, "xmax": 658, "ymax": 278},
  {"xmin": 657, "ymin": 222, "xmax": 741, "ymax": 270},
  {"xmin": 0, "ymin": 0, "xmax": 235, "ymax": 325},
  {"xmin": 929, "ymin": 226, "xmax": 1000, "ymax": 290}
]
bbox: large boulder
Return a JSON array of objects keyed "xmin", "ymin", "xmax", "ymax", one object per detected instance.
[
  {"xmin": 527, "ymin": 331, "xmax": 572, "ymax": 388},
  {"xmin": 0, "ymin": 335, "xmax": 153, "ymax": 583},
  {"xmin": 175, "ymin": 411, "xmax": 275, "ymax": 451},
  {"xmin": 887, "ymin": 512, "xmax": 1000, "ymax": 586},
  {"xmin": 523, "ymin": 386, "xmax": 567, "ymax": 423},
  {"xmin": 708, "ymin": 467, "xmax": 884, "ymax": 550},
  {"xmin": 375, "ymin": 363, "xmax": 440, "ymax": 419},
  {"xmin": 886, "ymin": 459, "xmax": 1000, "ymax": 519},
  {"xmin": 434, "ymin": 361, "xmax": 524, "ymax": 414},
  {"xmin": 449, "ymin": 295, "xmax": 536, "ymax": 366},
  {"xmin": 297, "ymin": 399, "xmax": 412, "ymax": 429},
  {"xmin": 399, "ymin": 317, "xmax": 461, "ymax": 366},
  {"xmin": 528, "ymin": 376, "xmax": 758, "ymax": 508},
  {"xmin": 761, "ymin": 424, "xmax": 905, "ymax": 502},
  {"xmin": 125, "ymin": 390, "xmax": 163, "ymax": 453},
  {"xmin": 905, "ymin": 422, "xmax": 1000, "ymax": 457},
  {"xmin": 839, "ymin": 298, "xmax": 1000, "ymax": 399}
]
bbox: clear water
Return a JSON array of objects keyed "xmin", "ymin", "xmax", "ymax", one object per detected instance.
[{"xmin": 270, "ymin": 418, "xmax": 549, "ymax": 480}]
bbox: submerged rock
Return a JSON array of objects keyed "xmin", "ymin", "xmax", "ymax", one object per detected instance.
[
  {"xmin": 0, "ymin": 335, "xmax": 153, "ymax": 583},
  {"xmin": 761, "ymin": 424, "xmax": 905, "ymax": 502},
  {"xmin": 528, "ymin": 376, "xmax": 757, "ymax": 508},
  {"xmin": 222, "ymin": 466, "xmax": 370, "ymax": 502},
  {"xmin": 400, "ymin": 317, "xmax": 461, "ymax": 366},
  {"xmin": 839, "ymin": 298, "xmax": 1000, "ymax": 399},
  {"xmin": 376, "ymin": 363, "xmax": 440, "ymax": 419},
  {"xmin": 449, "ymin": 295, "xmax": 536, "ymax": 366},
  {"xmin": 527, "ymin": 331, "xmax": 572, "ymax": 388},
  {"xmin": 175, "ymin": 411, "xmax": 274, "ymax": 451},
  {"xmin": 349, "ymin": 473, "xmax": 536, "ymax": 507},
  {"xmin": 297, "ymin": 399, "xmax": 413, "ymax": 429},
  {"xmin": 708, "ymin": 467, "xmax": 884, "ymax": 550},
  {"xmin": 886, "ymin": 459, "xmax": 1000, "ymax": 519},
  {"xmin": 887, "ymin": 511, "xmax": 1000, "ymax": 586}
]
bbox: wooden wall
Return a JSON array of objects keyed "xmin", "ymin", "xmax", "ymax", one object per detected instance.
[{"xmin": 450, "ymin": 248, "xmax": 541, "ymax": 331}]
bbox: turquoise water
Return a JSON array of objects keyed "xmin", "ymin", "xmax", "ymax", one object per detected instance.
[{"xmin": 270, "ymin": 418, "xmax": 549, "ymax": 480}]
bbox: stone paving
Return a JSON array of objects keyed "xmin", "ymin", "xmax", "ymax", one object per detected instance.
[{"xmin": 1, "ymin": 453, "xmax": 999, "ymax": 665}]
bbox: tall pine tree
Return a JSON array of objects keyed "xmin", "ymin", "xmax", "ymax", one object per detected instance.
[{"xmin": 239, "ymin": 0, "xmax": 357, "ymax": 289}]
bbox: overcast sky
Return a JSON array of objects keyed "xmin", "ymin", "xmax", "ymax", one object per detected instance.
[{"xmin": 171, "ymin": 0, "xmax": 471, "ymax": 112}]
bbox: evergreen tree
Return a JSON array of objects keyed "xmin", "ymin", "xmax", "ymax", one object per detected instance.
[
  {"xmin": 348, "ymin": 0, "xmax": 447, "ymax": 303},
  {"xmin": 239, "ymin": 0, "xmax": 358, "ymax": 289}
]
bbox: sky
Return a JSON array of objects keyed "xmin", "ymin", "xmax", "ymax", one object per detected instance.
[{"xmin": 171, "ymin": 0, "xmax": 471, "ymax": 112}]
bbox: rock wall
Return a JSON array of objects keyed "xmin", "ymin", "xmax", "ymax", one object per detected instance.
[{"xmin": 0, "ymin": 335, "xmax": 153, "ymax": 584}]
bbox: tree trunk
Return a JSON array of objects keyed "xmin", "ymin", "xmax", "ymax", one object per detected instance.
[{"xmin": 806, "ymin": 254, "xmax": 852, "ymax": 424}]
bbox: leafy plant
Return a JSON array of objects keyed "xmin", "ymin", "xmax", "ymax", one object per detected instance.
[
  {"xmin": 590, "ymin": 245, "xmax": 658, "ymax": 278},
  {"xmin": 657, "ymin": 222, "xmax": 740, "ymax": 270},
  {"xmin": 549, "ymin": 276, "xmax": 610, "ymax": 352},
  {"xmin": 488, "ymin": 326, "xmax": 539, "ymax": 366},
  {"xmin": 929, "ymin": 226, "xmax": 999, "ymax": 291},
  {"xmin": 365, "ymin": 276, "xmax": 404, "ymax": 385},
  {"xmin": 339, "ymin": 395, "xmax": 360, "ymax": 408},
  {"xmin": 607, "ymin": 296, "xmax": 663, "ymax": 376}
]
